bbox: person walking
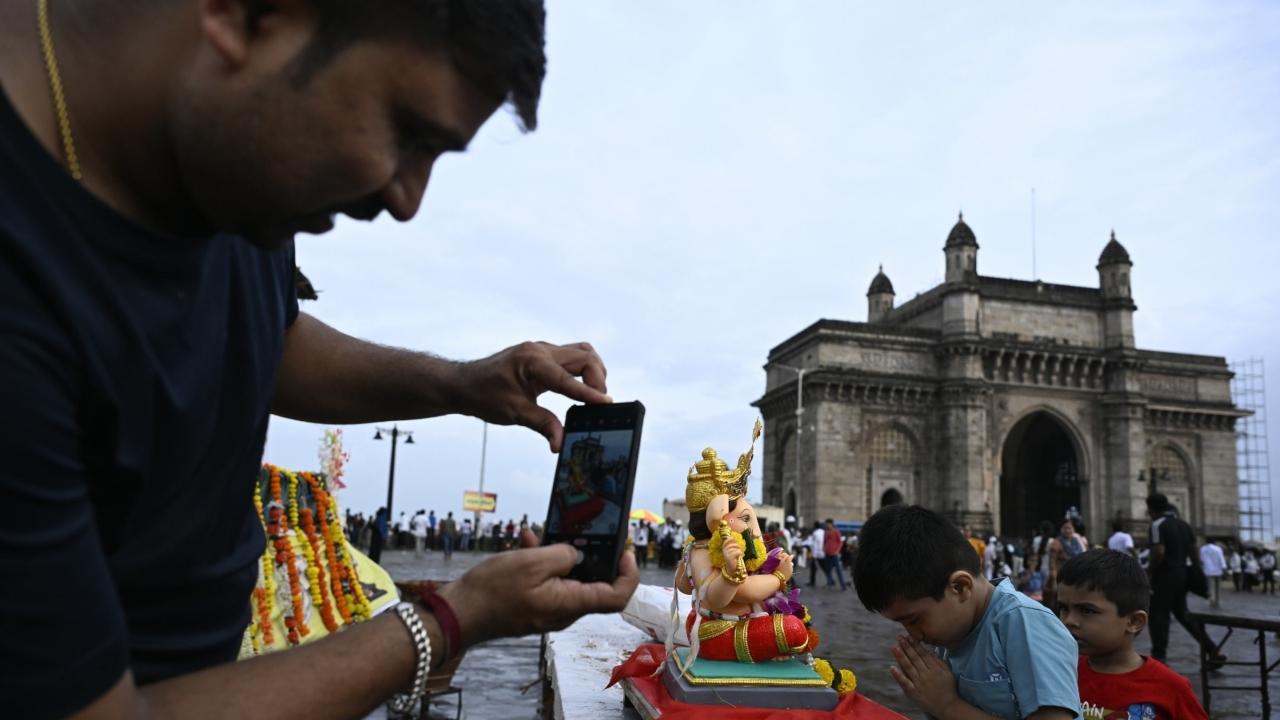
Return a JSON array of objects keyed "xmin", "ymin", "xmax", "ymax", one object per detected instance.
[
  {"xmin": 983, "ymin": 535, "xmax": 1000, "ymax": 580},
  {"xmin": 426, "ymin": 509, "xmax": 438, "ymax": 551},
  {"xmin": 821, "ymin": 519, "xmax": 847, "ymax": 590},
  {"xmin": 1107, "ymin": 519, "xmax": 1136, "ymax": 556},
  {"xmin": 1244, "ymin": 549, "xmax": 1260, "ymax": 591},
  {"xmin": 633, "ymin": 520, "xmax": 649, "ymax": 568},
  {"xmin": 369, "ymin": 507, "xmax": 389, "ymax": 564},
  {"xmin": 460, "ymin": 519, "xmax": 473, "ymax": 552},
  {"xmin": 1146, "ymin": 494, "xmax": 1224, "ymax": 666},
  {"xmin": 410, "ymin": 510, "xmax": 428, "ymax": 557},
  {"xmin": 440, "ymin": 512, "xmax": 458, "ymax": 559},
  {"xmin": 808, "ymin": 523, "xmax": 825, "ymax": 588},
  {"xmin": 1261, "ymin": 549, "xmax": 1277, "ymax": 594},
  {"xmin": 1200, "ymin": 539, "xmax": 1227, "ymax": 607},
  {"xmin": 1228, "ymin": 545, "xmax": 1243, "ymax": 591}
]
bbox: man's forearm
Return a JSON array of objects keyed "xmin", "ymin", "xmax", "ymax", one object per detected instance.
[
  {"xmin": 139, "ymin": 609, "xmax": 442, "ymax": 719},
  {"xmin": 273, "ymin": 312, "xmax": 463, "ymax": 423}
]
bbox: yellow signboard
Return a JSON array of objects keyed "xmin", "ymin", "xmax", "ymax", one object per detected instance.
[{"xmin": 463, "ymin": 490, "xmax": 497, "ymax": 512}]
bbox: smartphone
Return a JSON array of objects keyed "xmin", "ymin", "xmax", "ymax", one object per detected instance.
[{"xmin": 542, "ymin": 401, "xmax": 645, "ymax": 583}]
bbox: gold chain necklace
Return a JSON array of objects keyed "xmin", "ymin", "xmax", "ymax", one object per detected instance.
[{"xmin": 37, "ymin": 0, "xmax": 82, "ymax": 181}]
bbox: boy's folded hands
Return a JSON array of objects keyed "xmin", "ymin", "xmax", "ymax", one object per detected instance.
[{"xmin": 889, "ymin": 636, "xmax": 962, "ymax": 717}]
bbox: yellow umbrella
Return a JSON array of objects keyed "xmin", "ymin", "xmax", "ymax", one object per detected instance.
[{"xmin": 629, "ymin": 508, "xmax": 664, "ymax": 524}]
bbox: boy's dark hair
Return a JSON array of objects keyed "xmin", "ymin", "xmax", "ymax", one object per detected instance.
[
  {"xmin": 853, "ymin": 505, "xmax": 980, "ymax": 612},
  {"xmin": 1058, "ymin": 549, "xmax": 1150, "ymax": 615},
  {"xmin": 262, "ymin": 0, "xmax": 547, "ymax": 130},
  {"xmin": 1111, "ymin": 518, "xmax": 1125, "ymax": 533}
]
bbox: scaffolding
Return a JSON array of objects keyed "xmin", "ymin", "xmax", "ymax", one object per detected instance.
[{"xmin": 1231, "ymin": 358, "xmax": 1273, "ymax": 544}]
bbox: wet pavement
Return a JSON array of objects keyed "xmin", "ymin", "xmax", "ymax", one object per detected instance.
[{"xmin": 367, "ymin": 549, "xmax": 1280, "ymax": 719}]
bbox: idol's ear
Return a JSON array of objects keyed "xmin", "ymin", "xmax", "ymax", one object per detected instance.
[{"xmin": 706, "ymin": 495, "xmax": 731, "ymax": 531}]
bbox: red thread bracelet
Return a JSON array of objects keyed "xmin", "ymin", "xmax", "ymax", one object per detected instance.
[{"xmin": 415, "ymin": 587, "xmax": 461, "ymax": 662}]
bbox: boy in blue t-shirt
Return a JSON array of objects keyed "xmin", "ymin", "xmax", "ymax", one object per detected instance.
[{"xmin": 853, "ymin": 505, "xmax": 1080, "ymax": 719}]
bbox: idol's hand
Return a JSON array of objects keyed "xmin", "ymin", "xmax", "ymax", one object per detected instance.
[
  {"xmin": 777, "ymin": 552, "xmax": 794, "ymax": 580},
  {"xmin": 719, "ymin": 518, "xmax": 744, "ymax": 570},
  {"xmin": 438, "ymin": 530, "xmax": 638, "ymax": 647},
  {"xmin": 454, "ymin": 341, "xmax": 611, "ymax": 452}
]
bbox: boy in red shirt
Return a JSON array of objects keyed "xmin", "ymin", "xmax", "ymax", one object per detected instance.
[{"xmin": 1057, "ymin": 549, "xmax": 1207, "ymax": 719}]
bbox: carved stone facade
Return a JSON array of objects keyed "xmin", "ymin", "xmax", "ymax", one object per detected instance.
[{"xmin": 755, "ymin": 218, "xmax": 1245, "ymax": 539}]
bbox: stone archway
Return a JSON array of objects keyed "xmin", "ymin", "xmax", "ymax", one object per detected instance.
[{"xmin": 1000, "ymin": 411, "xmax": 1082, "ymax": 540}]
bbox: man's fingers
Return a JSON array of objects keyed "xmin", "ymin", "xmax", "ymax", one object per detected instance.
[
  {"xmin": 520, "ymin": 528, "xmax": 539, "ymax": 549},
  {"xmin": 554, "ymin": 342, "xmax": 609, "ymax": 395},
  {"xmin": 521, "ymin": 543, "xmax": 580, "ymax": 577},
  {"xmin": 547, "ymin": 366, "xmax": 611, "ymax": 406},
  {"xmin": 559, "ymin": 567, "xmax": 639, "ymax": 616},
  {"xmin": 516, "ymin": 403, "xmax": 564, "ymax": 453}
]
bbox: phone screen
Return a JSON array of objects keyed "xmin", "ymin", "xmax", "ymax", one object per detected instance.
[
  {"xmin": 546, "ymin": 428, "xmax": 634, "ymax": 536},
  {"xmin": 543, "ymin": 401, "xmax": 644, "ymax": 583}
]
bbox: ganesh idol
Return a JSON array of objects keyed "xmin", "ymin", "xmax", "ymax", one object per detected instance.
[{"xmin": 672, "ymin": 420, "xmax": 816, "ymax": 664}]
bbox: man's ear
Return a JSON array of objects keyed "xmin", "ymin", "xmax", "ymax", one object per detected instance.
[
  {"xmin": 196, "ymin": 0, "xmax": 314, "ymax": 69},
  {"xmin": 197, "ymin": 0, "xmax": 254, "ymax": 67},
  {"xmin": 949, "ymin": 570, "xmax": 975, "ymax": 600},
  {"xmin": 1126, "ymin": 609, "xmax": 1149, "ymax": 637}
]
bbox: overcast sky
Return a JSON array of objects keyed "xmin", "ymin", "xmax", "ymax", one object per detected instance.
[{"xmin": 265, "ymin": 2, "xmax": 1280, "ymax": 538}]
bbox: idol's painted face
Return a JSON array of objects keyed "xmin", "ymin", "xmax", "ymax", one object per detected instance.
[{"xmin": 724, "ymin": 498, "xmax": 763, "ymax": 538}]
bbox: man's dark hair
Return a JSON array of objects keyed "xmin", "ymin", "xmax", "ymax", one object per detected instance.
[
  {"xmin": 1111, "ymin": 518, "xmax": 1125, "ymax": 533},
  {"xmin": 1146, "ymin": 493, "xmax": 1170, "ymax": 514},
  {"xmin": 1058, "ymin": 549, "xmax": 1150, "ymax": 615},
  {"xmin": 264, "ymin": 0, "xmax": 546, "ymax": 130},
  {"xmin": 853, "ymin": 505, "xmax": 980, "ymax": 612}
]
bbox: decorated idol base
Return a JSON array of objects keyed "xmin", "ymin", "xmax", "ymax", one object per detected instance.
[{"xmin": 661, "ymin": 650, "xmax": 840, "ymax": 711}]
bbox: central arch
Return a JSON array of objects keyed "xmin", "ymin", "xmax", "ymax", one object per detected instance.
[{"xmin": 999, "ymin": 411, "xmax": 1083, "ymax": 540}]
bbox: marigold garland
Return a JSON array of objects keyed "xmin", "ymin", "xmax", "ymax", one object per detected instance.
[
  {"xmin": 812, "ymin": 657, "xmax": 857, "ymax": 696},
  {"xmin": 248, "ymin": 463, "xmax": 373, "ymax": 651}
]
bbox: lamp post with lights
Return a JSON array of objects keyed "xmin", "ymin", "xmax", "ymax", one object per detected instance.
[{"xmin": 373, "ymin": 424, "xmax": 414, "ymax": 521}]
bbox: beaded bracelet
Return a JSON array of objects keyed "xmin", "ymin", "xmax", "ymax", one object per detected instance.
[{"xmin": 389, "ymin": 602, "xmax": 431, "ymax": 714}]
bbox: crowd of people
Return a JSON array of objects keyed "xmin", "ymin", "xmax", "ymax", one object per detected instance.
[{"xmin": 345, "ymin": 510, "xmax": 542, "ymax": 562}]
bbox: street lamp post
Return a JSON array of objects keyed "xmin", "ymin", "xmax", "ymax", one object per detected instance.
[
  {"xmin": 775, "ymin": 364, "xmax": 807, "ymax": 521},
  {"xmin": 373, "ymin": 424, "xmax": 414, "ymax": 521}
]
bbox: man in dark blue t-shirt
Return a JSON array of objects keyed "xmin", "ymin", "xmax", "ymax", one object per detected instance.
[{"xmin": 0, "ymin": 2, "xmax": 637, "ymax": 718}]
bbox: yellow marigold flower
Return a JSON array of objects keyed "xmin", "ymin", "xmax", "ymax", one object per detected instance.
[
  {"xmin": 837, "ymin": 669, "xmax": 857, "ymax": 695},
  {"xmin": 813, "ymin": 658, "xmax": 834, "ymax": 686}
]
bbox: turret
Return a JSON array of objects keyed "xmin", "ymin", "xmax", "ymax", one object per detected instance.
[
  {"xmin": 867, "ymin": 265, "xmax": 895, "ymax": 323},
  {"xmin": 944, "ymin": 212, "xmax": 979, "ymax": 283},
  {"xmin": 1097, "ymin": 230, "xmax": 1136, "ymax": 349},
  {"xmin": 941, "ymin": 213, "xmax": 981, "ymax": 337}
]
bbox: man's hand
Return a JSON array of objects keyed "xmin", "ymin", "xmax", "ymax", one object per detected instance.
[
  {"xmin": 456, "ymin": 341, "xmax": 611, "ymax": 452},
  {"xmin": 438, "ymin": 529, "xmax": 638, "ymax": 647},
  {"xmin": 890, "ymin": 636, "xmax": 960, "ymax": 717}
]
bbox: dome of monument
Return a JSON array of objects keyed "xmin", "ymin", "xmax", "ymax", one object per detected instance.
[
  {"xmin": 945, "ymin": 212, "xmax": 978, "ymax": 248},
  {"xmin": 867, "ymin": 265, "xmax": 895, "ymax": 296},
  {"xmin": 1098, "ymin": 230, "xmax": 1131, "ymax": 266}
]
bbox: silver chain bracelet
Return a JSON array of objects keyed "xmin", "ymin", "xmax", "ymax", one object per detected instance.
[{"xmin": 389, "ymin": 602, "xmax": 432, "ymax": 714}]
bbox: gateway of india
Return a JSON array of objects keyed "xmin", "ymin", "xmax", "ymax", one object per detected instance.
[{"xmin": 754, "ymin": 214, "xmax": 1245, "ymax": 540}]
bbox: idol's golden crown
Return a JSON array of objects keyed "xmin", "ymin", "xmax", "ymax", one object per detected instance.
[{"xmin": 685, "ymin": 419, "xmax": 762, "ymax": 513}]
